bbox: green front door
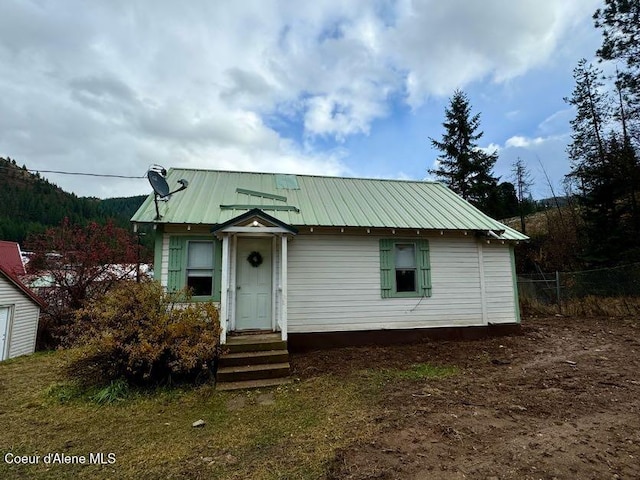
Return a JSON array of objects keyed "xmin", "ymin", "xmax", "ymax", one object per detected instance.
[{"xmin": 235, "ymin": 237, "xmax": 272, "ymax": 331}]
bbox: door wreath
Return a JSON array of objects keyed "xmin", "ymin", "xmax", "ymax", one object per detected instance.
[{"xmin": 247, "ymin": 251, "xmax": 263, "ymax": 267}]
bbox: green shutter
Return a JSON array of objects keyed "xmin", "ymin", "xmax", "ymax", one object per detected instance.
[
  {"xmin": 167, "ymin": 236, "xmax": 184, "ymax": 292},
  {"xmin": 417, "ymin": 239, "xmax": 432, "ymax": 297},
  {"xmin": 213, "ymin": 238, "xmax": 222, "ymax": 302},
  {"xmin": 379, "ymin": 239, "xmax": 393, "ymax": 298}
]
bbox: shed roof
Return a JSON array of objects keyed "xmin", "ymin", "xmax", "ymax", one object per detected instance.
[
  {"xmin": 131, "ymin": 169, "xmax": 528, "ymax": 241},
  {"xmin": 0, "ymin": 241, "xmax": 26, "ymax": 276},
  {"xmin": 0, "ymin": 265, "xmax": 45, "ymax": 309}
]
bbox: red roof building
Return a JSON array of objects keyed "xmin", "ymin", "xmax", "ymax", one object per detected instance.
[
  {"xmin": 0, "ymin": 241, "xmax": 42, "ymax": 360},
  {"xmin": 0, "ymin": 241, "xmax": 27, "ymax": 276}
]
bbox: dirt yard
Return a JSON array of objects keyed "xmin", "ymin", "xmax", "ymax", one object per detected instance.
[{"xmin": 292, "ymin": 316, "xmax": 640, "ymax": 480}]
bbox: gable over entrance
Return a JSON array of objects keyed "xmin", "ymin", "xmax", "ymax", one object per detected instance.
[
  {"xmin": 212, "ymin": 209, "xmax": 296, "ymax": 344},
  {"xmin": 211, "ymin": 208, "xmax": 298, "ymax": 235}
]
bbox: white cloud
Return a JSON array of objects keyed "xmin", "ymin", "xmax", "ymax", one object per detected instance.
[
  {"xmin": 386, "ymin": 0, "xmax": 601, "ymax": 106},
  {"xmin": 480, "ymin": 143, "xmax": 502, "ymax": 154},
  {"xmin": 493, "ymin": 133, "xmax": 572, "ymax": 198},
  {"xmin": 0, "ymin": 0, "xmax": 600, "ymax": 196},
  {"xmin": 505, "ymin": 136, "xmax": 547, "ymax": 148},
  {"xmin": 537, "ymin": 108, "xmax": 574, "ymax": 134}
]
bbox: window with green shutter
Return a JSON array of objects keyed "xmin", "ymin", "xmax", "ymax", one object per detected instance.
[
  {"xmin": 167, "ymin": 236, "xmax": 222, "ymax": 301},
  {"xmin": 379, "ymin": 239, "xmax": 431, "ymax": 298}
]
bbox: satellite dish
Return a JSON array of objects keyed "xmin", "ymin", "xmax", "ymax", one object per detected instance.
[
  {"xmin": 148, "ymin": 170, "xmax": 170, "ymax": 197},
  {"xmin": 146, "ymin": 165, "xmax": 190, "ymax": 220}
]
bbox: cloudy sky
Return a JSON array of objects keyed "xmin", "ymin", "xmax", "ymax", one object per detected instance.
[{"xmin": 0, "ymin": 0, "xmax": 603, "ymax": 199}]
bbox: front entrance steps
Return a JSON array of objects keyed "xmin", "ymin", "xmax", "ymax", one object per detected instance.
[{"xmin": 216, "ymin": 333, "xmax": 291, "ymax": 391}]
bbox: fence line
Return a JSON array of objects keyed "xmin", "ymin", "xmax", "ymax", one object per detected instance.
[{"xmin": 517, "ymin": 263, "xmax": 640, "ymax": 309}]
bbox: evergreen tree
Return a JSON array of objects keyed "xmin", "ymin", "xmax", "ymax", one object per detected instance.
[
  {"xmin": 429, "ymin": 90, "xmax": 499, "ymax": 214},
  {"xmin": 511, "ymin": 158, "xmax": 534, "ymax": 234},
  {"xmin": 0, "ymin": 157, "xmax": 148, "ymax": 245},
  {"xmin": 486, "ymin": 181, "xmax": 520, "ymax": 220},
  {"xmin": 594, "ymin": 0, "xmax": 640, "ymax": 142},
  {"xmin": 565, "ymin": 59, "xmax": 610, "ymax": 178},
  {"xmin": 565, "ymin": 59, "xmax": 640, "ymax": 264},
  {"xmin": 565, "ymin": 60, "xmax": 613, "ymax": 264}
]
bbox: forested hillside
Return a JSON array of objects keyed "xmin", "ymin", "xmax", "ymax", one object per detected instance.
[{"xmin": 0, "ymin": 157, "xmax": 146, "ymax": 243}]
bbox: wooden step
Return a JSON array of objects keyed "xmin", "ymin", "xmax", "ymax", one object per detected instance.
[
  {"xmin": 224, "ymin": 335, "xmax": 287, "ymax": 353},
  {"xmin": 217, "ymin": 362, "xmax": 291, "ymax": 383},
  {"xmin": 215, "ymin": 377, "xmax": 292, "ymax": 391},
  {"xmin": 227, "ymin": 332, "xmax": 281, "ymax": 342},
  {"xmin": 217, "ymin": 333, "xmax": 290, "ymax": 389},
  {"xmin": 219, "ymin": 349, "xmax": 289, "ymax": 367}
]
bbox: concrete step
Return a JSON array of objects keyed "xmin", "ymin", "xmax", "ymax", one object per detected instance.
[
  {"xmin": 215, "ymin": 377, "xmax": 292, "ymax": 391},
  {"xmin": 217, "ymin": 362, "xmax": 291, "ymax": 383},
  {"xmin": 219, "ymin": 349, "xmax": 289, "ymax": 367}
]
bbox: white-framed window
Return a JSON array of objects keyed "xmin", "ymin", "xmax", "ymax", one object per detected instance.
[
  {"xmin": 186, "ymin": 241, "xmax": 214, "ymax": 297},
  {"xmin": 394, "ymin": 243, "xmax": 417, "ymax": 293},
  {"xmin": 379, "ymin": 239, "xmax": 432, "ymax": 298}
]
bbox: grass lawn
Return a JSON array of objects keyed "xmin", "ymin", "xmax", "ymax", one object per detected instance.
[{"xmin": 0, "ymin": 350, "xmax": 454, "ymax": 479}]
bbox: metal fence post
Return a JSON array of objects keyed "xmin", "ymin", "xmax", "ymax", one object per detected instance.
[{"xmin": 556, "ymin": 270, "xmax": 561, "ymax": 313}]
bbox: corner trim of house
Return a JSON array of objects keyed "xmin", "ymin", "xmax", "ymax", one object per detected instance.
[{"xmin": 477, "ymin": 240, "xmax": 487, "ymax": 325}]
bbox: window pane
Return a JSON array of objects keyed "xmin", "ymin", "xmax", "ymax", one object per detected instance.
[
  {"xmin": 187, "ymin": 276, "xmax": 213, "ymax": 296},
  {"xmin": 187, "ymin": 269, "xmax": 213, "ymax": 277},
  {"xmin": 396, "ymin": 269, "xmax": 416, "ymax": 292},
  {"xmin": 395, "ymin": 244, "xmax": 416, "ymax": 268},
  {"xmin": 188, "ymin": 241, "xmax": 213, "ymax": 268}
]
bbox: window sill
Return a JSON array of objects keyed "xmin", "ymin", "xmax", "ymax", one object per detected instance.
[{"xmin": 384, "ymin": 292, "xmax": 428, "ymax": 299}]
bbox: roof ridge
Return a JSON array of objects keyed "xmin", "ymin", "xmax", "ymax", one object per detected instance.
[{"xmin": 166, "ymin": 167, "xmax": 442, "ymax": 185}]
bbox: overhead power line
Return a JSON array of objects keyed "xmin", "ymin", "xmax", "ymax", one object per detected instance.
[
  {"xmin": 26, "ymin": 169, "xmax": 146, "ymax": 179},
  {"xmin": 0, "ymin": 163, "xmax": 147, "ymax": 179}
]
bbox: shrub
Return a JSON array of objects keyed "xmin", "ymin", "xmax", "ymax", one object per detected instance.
[
  {"xmin": 67, "ymin": 280, "xmax": 221, "ymax": 387},
  {"xmin": 25, "ymin": 218, "xmax": 143, "ymax": 350}
]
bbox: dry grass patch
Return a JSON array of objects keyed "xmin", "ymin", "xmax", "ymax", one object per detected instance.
[
  {"xmin": 520, "ymin": 295, "xmax": 640, "ymax": 317},
  {"xmin": 0, "ymin": 350, "xmax": 382, "ymax": 480}
]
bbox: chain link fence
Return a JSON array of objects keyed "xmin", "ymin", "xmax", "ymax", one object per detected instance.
[
  {"xmin": 517, "ymin": 263, "xmax": 640, "ymax": 316},
  {"xmin": 518, "ymin": 263, "xmax": 640, "ymax": 302}
]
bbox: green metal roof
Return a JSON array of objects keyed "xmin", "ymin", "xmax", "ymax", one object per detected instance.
[{"xmin": 131, "ymin": 168, "xmax": 528, "ymax": 241}]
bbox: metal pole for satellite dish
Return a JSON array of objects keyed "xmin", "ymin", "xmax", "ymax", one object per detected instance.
[
  {"xmin": 154, "ymin": 194, "xmax": 161, "ymax": 220},
  {"xmin": 136, "ymin": 232, "xmax": 145, "ymax": 283}
]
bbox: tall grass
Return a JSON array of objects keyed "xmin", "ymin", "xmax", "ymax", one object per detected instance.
[{"xmin": 520, "ymin": 295, "xmax": 640, "ymax": 317}]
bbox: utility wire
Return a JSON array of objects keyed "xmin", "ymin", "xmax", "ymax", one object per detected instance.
[
  {"xmin": 26, "ymin": 169, "xmax": 146, "ymax": 179},
  {"xmin": 0, "ymin": 163, "xmax": 146, "ymax": 179}
]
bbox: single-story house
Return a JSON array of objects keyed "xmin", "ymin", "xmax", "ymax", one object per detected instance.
[
  {"xmin": 0, "ymin": 242, "xmax": 44, "ymax": 360},
  {"xmin": 131, "ymin": 169, "xmax": 528, "ymax": 348}
]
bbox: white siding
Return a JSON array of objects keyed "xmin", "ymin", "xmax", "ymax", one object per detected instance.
[
  {"xmin": 483, "ymin": 243, "xmax": 518, "ymax": 324},
  {"xmin": 157, "ymin": 230, "xmax": 519, "ymax": 334},
  {"xmin": 287, "ymin": 234, "xmax": 518, "ymax": 333},
  {"xmin": 160, "ymin": 233, "xmax": 169, "ymax": 287},
  {"xmin": 0, "ymin": 275, "xmax": 40, "ymax": 359}
]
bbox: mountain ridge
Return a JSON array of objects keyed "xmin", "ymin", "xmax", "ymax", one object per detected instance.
[{"xmin": 0, "ymin": 157, "xmax": 147, "ymax": 244}]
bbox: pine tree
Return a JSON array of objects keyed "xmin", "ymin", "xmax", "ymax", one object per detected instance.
[
  {"xmin": 565, "ymin": 59, "xmax": 640, "ymax": 264},
  {"xmin": 511, "ymin": 158, "xmax": 534, "ymax": 234},
  {"xmin": 429, "ymin": 90, "xmax": 498, "ymax": 214},
  {"xmin": 594, "ymin": 0, "xmax": 640, "ymax": 142},
  {"xmin": 565, "ymin": 59, "xmax": 610, "ymax": 180}
]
